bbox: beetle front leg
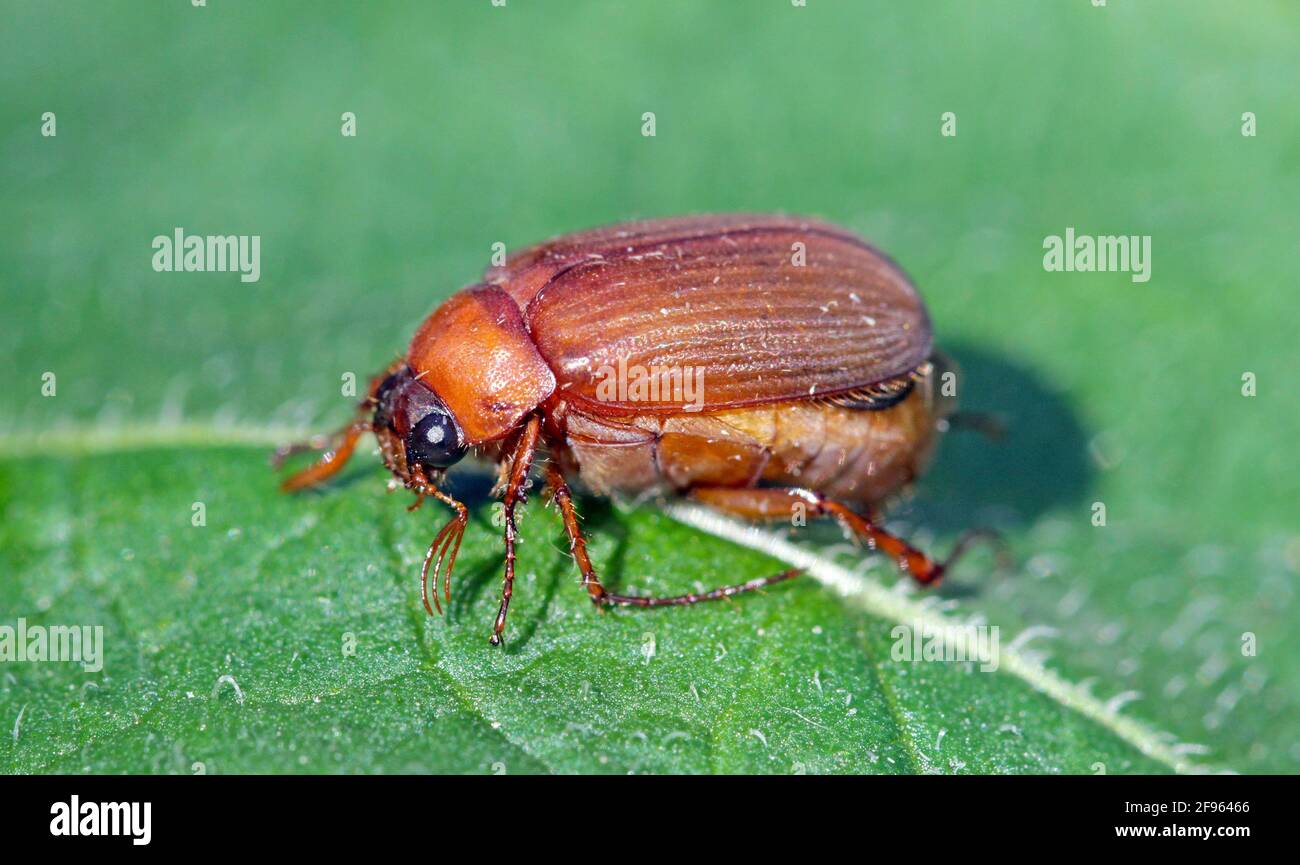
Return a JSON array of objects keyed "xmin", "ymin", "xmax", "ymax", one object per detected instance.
[
  {"xmin": 275, "ymin": 418, "xmax": 370, "ymax": 492},
  {"xmin": 275, "ymin": 358, "xmax": 405, "ymax": 492},
  {"xmin": 489, "ymin": 414, "xmax": 542, "ymax": 646}
]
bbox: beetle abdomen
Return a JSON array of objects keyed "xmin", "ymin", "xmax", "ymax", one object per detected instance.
[{"xmin": 559, "ymin": 374, "xmax": 942, "ymax": 506}]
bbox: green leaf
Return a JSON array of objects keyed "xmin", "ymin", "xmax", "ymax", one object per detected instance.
[{"xmin": 0, "ymin": 438, "xmax": 1185, "ymax": 774}]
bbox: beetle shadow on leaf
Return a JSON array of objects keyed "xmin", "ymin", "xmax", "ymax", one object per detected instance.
[
  {"xmin": 905, "ymin": 341, "xmax": 1093, "ymax": 536},
  {"xmin": 447, "ymin": 554, "xmax": 503, "ymax": 619}
]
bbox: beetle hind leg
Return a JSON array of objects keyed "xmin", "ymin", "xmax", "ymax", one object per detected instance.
[
  {"xmin": 545, "ymin": 463, "xmax": 802, "ymax": 609},
  {"xmin": 488, "ymin": 415, "xmax": 543, "ymax": 646},
  {"xmin": 689, "ymin": 486, "xmax": 1000, "ymax": 585}
]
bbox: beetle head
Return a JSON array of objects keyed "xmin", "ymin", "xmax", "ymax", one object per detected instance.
[{"xmin": 371, "ymin": 366, "xmax": 468, "ymax": 483}]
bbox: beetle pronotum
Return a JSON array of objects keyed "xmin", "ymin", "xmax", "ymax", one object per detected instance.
[{"xmin": 276, "ymin": 215, "xmax": 995, "ymax": 645}]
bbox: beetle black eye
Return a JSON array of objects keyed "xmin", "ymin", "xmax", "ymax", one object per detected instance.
[{"xmin": 406, "ymin": 409, "xmax": 466, "ymax": 469}]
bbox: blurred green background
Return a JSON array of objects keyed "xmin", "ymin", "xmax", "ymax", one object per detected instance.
[{"xmin": 1, "ymin": 1, "xmax": 1296, "ymax": 773}]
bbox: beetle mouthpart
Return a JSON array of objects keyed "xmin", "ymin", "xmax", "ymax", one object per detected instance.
[{"xmin": 420, "ymin": 495, "xmax": 469, "ymax": 616}]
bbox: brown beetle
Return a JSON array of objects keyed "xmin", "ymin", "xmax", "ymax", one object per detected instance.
[{"xmin": 277, "ymin": 215, "xmax": 992, "ymax": 645}]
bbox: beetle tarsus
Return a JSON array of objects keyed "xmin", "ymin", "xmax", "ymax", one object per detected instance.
[
  {"xmin": 940, "ymin": 527, "xmax": 1012, "ymax": 576},
  {"xmin": 596, "ymin": 569, "xmax": 803, "ymax": 607}
]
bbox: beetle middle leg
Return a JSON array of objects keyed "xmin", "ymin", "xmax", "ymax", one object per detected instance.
[
  {"xmin": 488, "ymin": 414, "xmax": 543, "ymax": 645},
  {"xmin": 545, "ymin": 462, "xmax": 801, "ymax": 609}
]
